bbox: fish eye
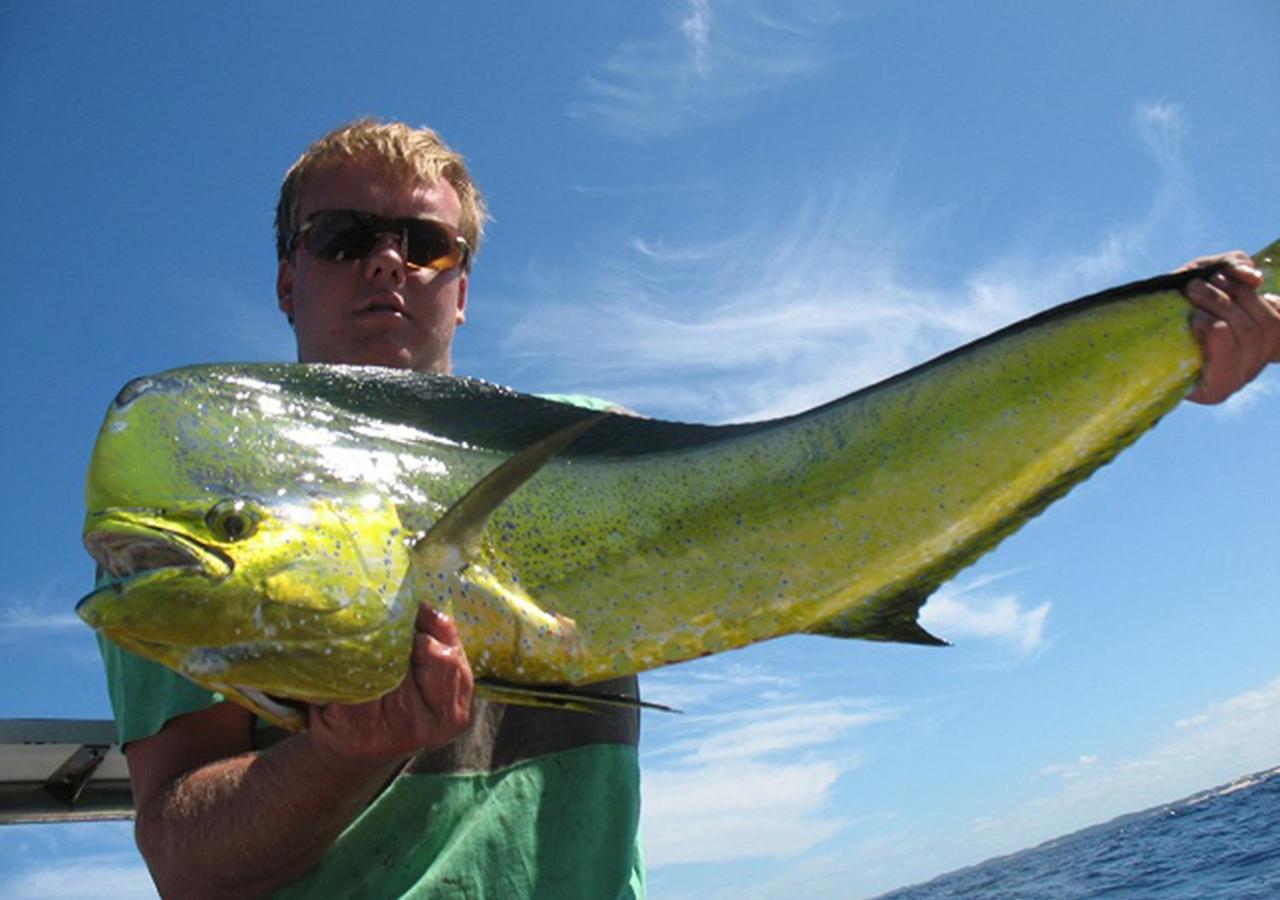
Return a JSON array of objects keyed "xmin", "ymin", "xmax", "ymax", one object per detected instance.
[{"xmin": 205, "ymin": 498, "xmax": 261, "ymax": 542}]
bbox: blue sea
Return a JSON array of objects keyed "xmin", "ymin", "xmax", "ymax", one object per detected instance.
[{"xmin": 878, "ymin": 767, "xmax": 1280, "ymax": 899}]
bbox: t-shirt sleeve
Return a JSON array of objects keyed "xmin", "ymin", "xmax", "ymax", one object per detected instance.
[{"xmin": 98, "ymin": 635, "xmax": 223, "ymax": 746}]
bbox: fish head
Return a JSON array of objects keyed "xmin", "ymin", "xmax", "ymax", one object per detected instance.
[
  {"xmin": 79, "ymin": 493, "xmax": 418, "ymax": 730},
  {"xmin": 79, "ymin": 365, "xmax": 446, "ymax": 728}
]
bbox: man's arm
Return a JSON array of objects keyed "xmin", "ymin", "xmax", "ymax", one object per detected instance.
[
  {"xmin": 1179, "ymin": 251, "xmax": 1280, "ymax": 404},
  {"xmin": 128, "ymin": 606, "xmax": 473, "ymax": 899}
]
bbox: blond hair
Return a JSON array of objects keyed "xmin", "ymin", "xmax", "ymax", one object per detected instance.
[{"xmin": 275, "ymin": 118, "xmax": 487, "ymax": 268}]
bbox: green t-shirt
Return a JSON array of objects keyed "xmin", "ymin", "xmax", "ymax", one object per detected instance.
[
  {"xmin": 100, "ymin": 642, "xmax": 645, "ymax": 899},
  {"xmin": 98, "ymin": 391, "xmax": 645, "ymax": 899}
]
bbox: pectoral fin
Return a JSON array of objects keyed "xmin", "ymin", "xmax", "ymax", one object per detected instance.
[
  {"xmin": 412, "ymin": 414, "xmax": 604, "ymax": 569},
  {"xmin": 475, "ymin": 678, "xmax": 680, "ymax": 714}
]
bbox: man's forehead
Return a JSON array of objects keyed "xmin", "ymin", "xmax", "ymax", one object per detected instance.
[{"xmin": 299, "ymin": 160, "xmax": 461, "ymax": 222}]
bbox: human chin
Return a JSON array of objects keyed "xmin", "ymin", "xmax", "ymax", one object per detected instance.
[{"xmin": 341, "ymin": 336, "xmax": 418, "ymax": 370}]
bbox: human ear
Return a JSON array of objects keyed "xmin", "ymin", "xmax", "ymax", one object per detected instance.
[
  {"xmin": 277, "ymin": 258, "xmax": 296, "ymax": 325},
  {"xmin": 454, "ymin": 273, "xmax": 468, "ymax": 326}
]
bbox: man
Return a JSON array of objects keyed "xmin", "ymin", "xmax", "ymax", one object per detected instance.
[
  {"xmin": 101, "ymin": 120, "xmax": 644, "ymax": 898},
  {"xmin": 101, "ymin": 119, "xmax": 1278, "ymax": 898}
]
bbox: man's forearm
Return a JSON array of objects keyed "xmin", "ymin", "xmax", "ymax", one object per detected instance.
[{"xmin": 137, "ymin": 731, "xmax": 403, "ymax": 899}]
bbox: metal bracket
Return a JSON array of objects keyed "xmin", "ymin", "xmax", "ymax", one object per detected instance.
[{"xmin": 43, "ymin": 744, "xmax": 110, "ymax": 808}]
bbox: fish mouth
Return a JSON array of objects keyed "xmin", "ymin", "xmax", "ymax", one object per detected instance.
[
  {"xmin": 234, "ymin": 687, "xmax": 309, "ymax": 728},
  {"xmin": 80, "ymin": 515, "xmax": 234, "ymax": 605}
]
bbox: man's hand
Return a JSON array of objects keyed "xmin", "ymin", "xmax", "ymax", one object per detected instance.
[
  {"xmin": 308, "ymin": 605, "xmax": 474, "ymax": 765},
  {"xmin": 1178, "ymin": 251, "xmax": 1280, "ymax": 404},
  {"xmin": 127, "ymin": 604, "xmax": 473, "ymax": 898}
]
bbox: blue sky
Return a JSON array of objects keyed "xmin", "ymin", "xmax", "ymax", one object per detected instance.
[{"xmin": 2, "ymin": 2, "xmax": 1278, "ymax": 897}]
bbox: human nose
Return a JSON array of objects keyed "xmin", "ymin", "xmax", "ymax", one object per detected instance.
[{"xmin": 361, "ymin": 231, "xmax": 408, "ymax": 285}]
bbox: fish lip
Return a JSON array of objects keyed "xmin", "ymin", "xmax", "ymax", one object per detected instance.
[
  {"xmin": 235, "ymin": 687, "xmax": 308, "ymax": 725},
  {"xmin": 81, "ymin": 514, "xmax": 235, "ymax": 594}
]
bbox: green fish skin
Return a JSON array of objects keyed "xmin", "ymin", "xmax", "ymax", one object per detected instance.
[{"xmin": 79, "ymin": 240, "xmax": 1280, "ymax": 730}]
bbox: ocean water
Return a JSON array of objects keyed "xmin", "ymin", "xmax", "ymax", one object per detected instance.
[{"xmin": 879, "ymin": 767, "xmax": 1280, "ymax": 899}]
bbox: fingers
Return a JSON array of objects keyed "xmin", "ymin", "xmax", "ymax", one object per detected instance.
[
  {"xmin": 1180, "ymin": 252, "xmax": 1280, "ymax": 404},
  {"xmin": 409, "ymin": 607, "xmax": 473, "ymax": 741},
  {"xmin": 414, "ymin": 603, "xmax": 461, "ymax": 644},
  {"xmin": 305, "ymin": 606, "xmax": 473, "ymax": 762},
  {"xmin": 1175, "ymin": 250, "xmax": 1259, "ymax": 277}
]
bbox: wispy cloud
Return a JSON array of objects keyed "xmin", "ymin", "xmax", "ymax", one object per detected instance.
[
  {"xmin": 645, "ymin": 757, "xmax": 851, "ymax": 865},
  {"xmin": 920, "ymin": 582, "xmax": 1050, "ymax": 655},
  {"xmin": 640, "ymin": 661, "xmax": 797, "ymax": 710},
  {"xmin": 639, "ymin": 662, "xmax": 895, "ymax": 867},
  {"xmin": 1135, "ymin": 101, "xmax": 1189, "ymax": 181},
  {"xmin": 508, "ymin": 102, "xmax": 1207, "ymax": 424},
  {"xmin": 659, "ymin": 671, "xmax": 1280, "ymax": 898},
  {"xmin": 1131, "ymin": 100, "xmax": 1202, "ymax": 251},
  {"xmin": 1209, "ymin": 370, "xmax": 1279, "ymax": 418},
  {"xmin": 569, "ymin": 0, "xmax": 842, "ymax": 138},
  {"xmin": 965, "ymin": 673, "xmax": 1280, "ymax": 854},
  {"xmin": 1037, "ymin": 754, "xmax": 1100, "ymax": 782},
  {"xmin": 0, "ymin": 600, "xmax": 83, "ymax": 643},
  {"xmin": 169, "ymin": 272, "xmax": 296, "ymax": 363},
  {"xmin": 0, "ymin": 856, "xmax": 156, "ymax": 900},
  {"xmin": 0, "ymin": 824, "xmax": 155, "ymax": 900},
  {"xmin": 0, "ymin": 608, "xmax": 81, "ymax": 633}
]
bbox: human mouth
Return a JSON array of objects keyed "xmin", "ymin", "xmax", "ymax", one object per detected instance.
[{"xmin": 356, "ymin": 294, "xmax": 410, "ymax": 320}]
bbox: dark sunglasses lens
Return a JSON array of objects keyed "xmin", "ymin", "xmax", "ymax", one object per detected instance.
[
  {"xmin": 403, "ymin": 220, "xmax": 461, "ymax": 270},
  {"xmin": 306, "ymin": 212, "xmax": 380, "ymax": 262},
  {"xmin": 301, "ymin": 211, "xmax": 464, "ymax": 270}
]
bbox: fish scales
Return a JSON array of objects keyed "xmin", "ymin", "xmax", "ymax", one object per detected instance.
[{"xmin": 78, "ymin": 241, "xmax": 1280, "ymax": 728}]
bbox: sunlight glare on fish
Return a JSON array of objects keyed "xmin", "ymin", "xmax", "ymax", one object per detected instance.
[
  {"xmin": 257, "ymin": 394, "xmax": 286, "ymax": 417},
  {"xmin": 280, "ymin": 424, "xmax": 339, "ymax": 449},
  {"xmin": 312, "ymin": 445, "xmax": 404, "ymax": 488}
]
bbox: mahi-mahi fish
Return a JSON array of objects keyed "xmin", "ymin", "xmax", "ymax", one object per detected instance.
[{"xmin": 79, "ymin": 240, "xmax": 1280, "ymax": 729}]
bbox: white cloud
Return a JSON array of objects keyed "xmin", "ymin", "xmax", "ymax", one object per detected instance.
[
  {"xmin": 507, "ymin": 101, "xmax": 1205, "ymax": 424},
  {"xmin": 644, "ymin": 759, "xmax": 850, "ymax": 864},
  {"xmin": 640, "ymin": 661, "xmax": 797, "ymax": 710},
  {"xmin": 0, "ymin": 856, "xmax": 157, "ymax": 900},
  {"xmin": 0, "ymin": 825, "xmax": 155, "ymax": 900},
  {"xmin": 1135, "ymin": 101, "xmax": 1188, "ymax": 176},
  {"xmin": 640, "ymin": 675, "xmax": 897, "ymax": 867},
  {"xmin": 660, "ymin": 672, "xmax": 1280, "ymax": 898},
  {"xmin": 569, "ymin": 0, "xmax": 841, "ymax": 138},
  {"xmin": 1037, "ymin": 754, "xmax": 1100, "ymax": 781},
  {"xmin": 963, "ymin": 674, "xmax": 1280, "ymax": 856},
  {"xmin": 170, "ymin": 272, "xmax": 296, "ymax": 363},
  {"xmin": 0, "ymin": 609, "xmax": 81, "ymax": 631},
  {"xmin": 0, "ymin": 605, "xmax": 83, "ymax": 642},
  {"xmin": 1209, "ymin": 370, "xmax": 1279, "ymax": 419},
  {"xmin": 653, "ymin": 702, "xmax": 891, "ymax": 765},
  {"xmin": 920, "ymin": 585, "xmax": 1050, "ymax": 654},
  {"xmin": 681, "ymin": 0, "xmax": 713, "ymax": 77},
  {"xmin": 1131, "ymin": 100, "xmax": 1202, "ymax": 251}
]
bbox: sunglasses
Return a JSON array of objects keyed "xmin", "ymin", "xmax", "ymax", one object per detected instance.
[{"xmin": 290, "ymin": 209, "xmax": 471, "ymax": 272}]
